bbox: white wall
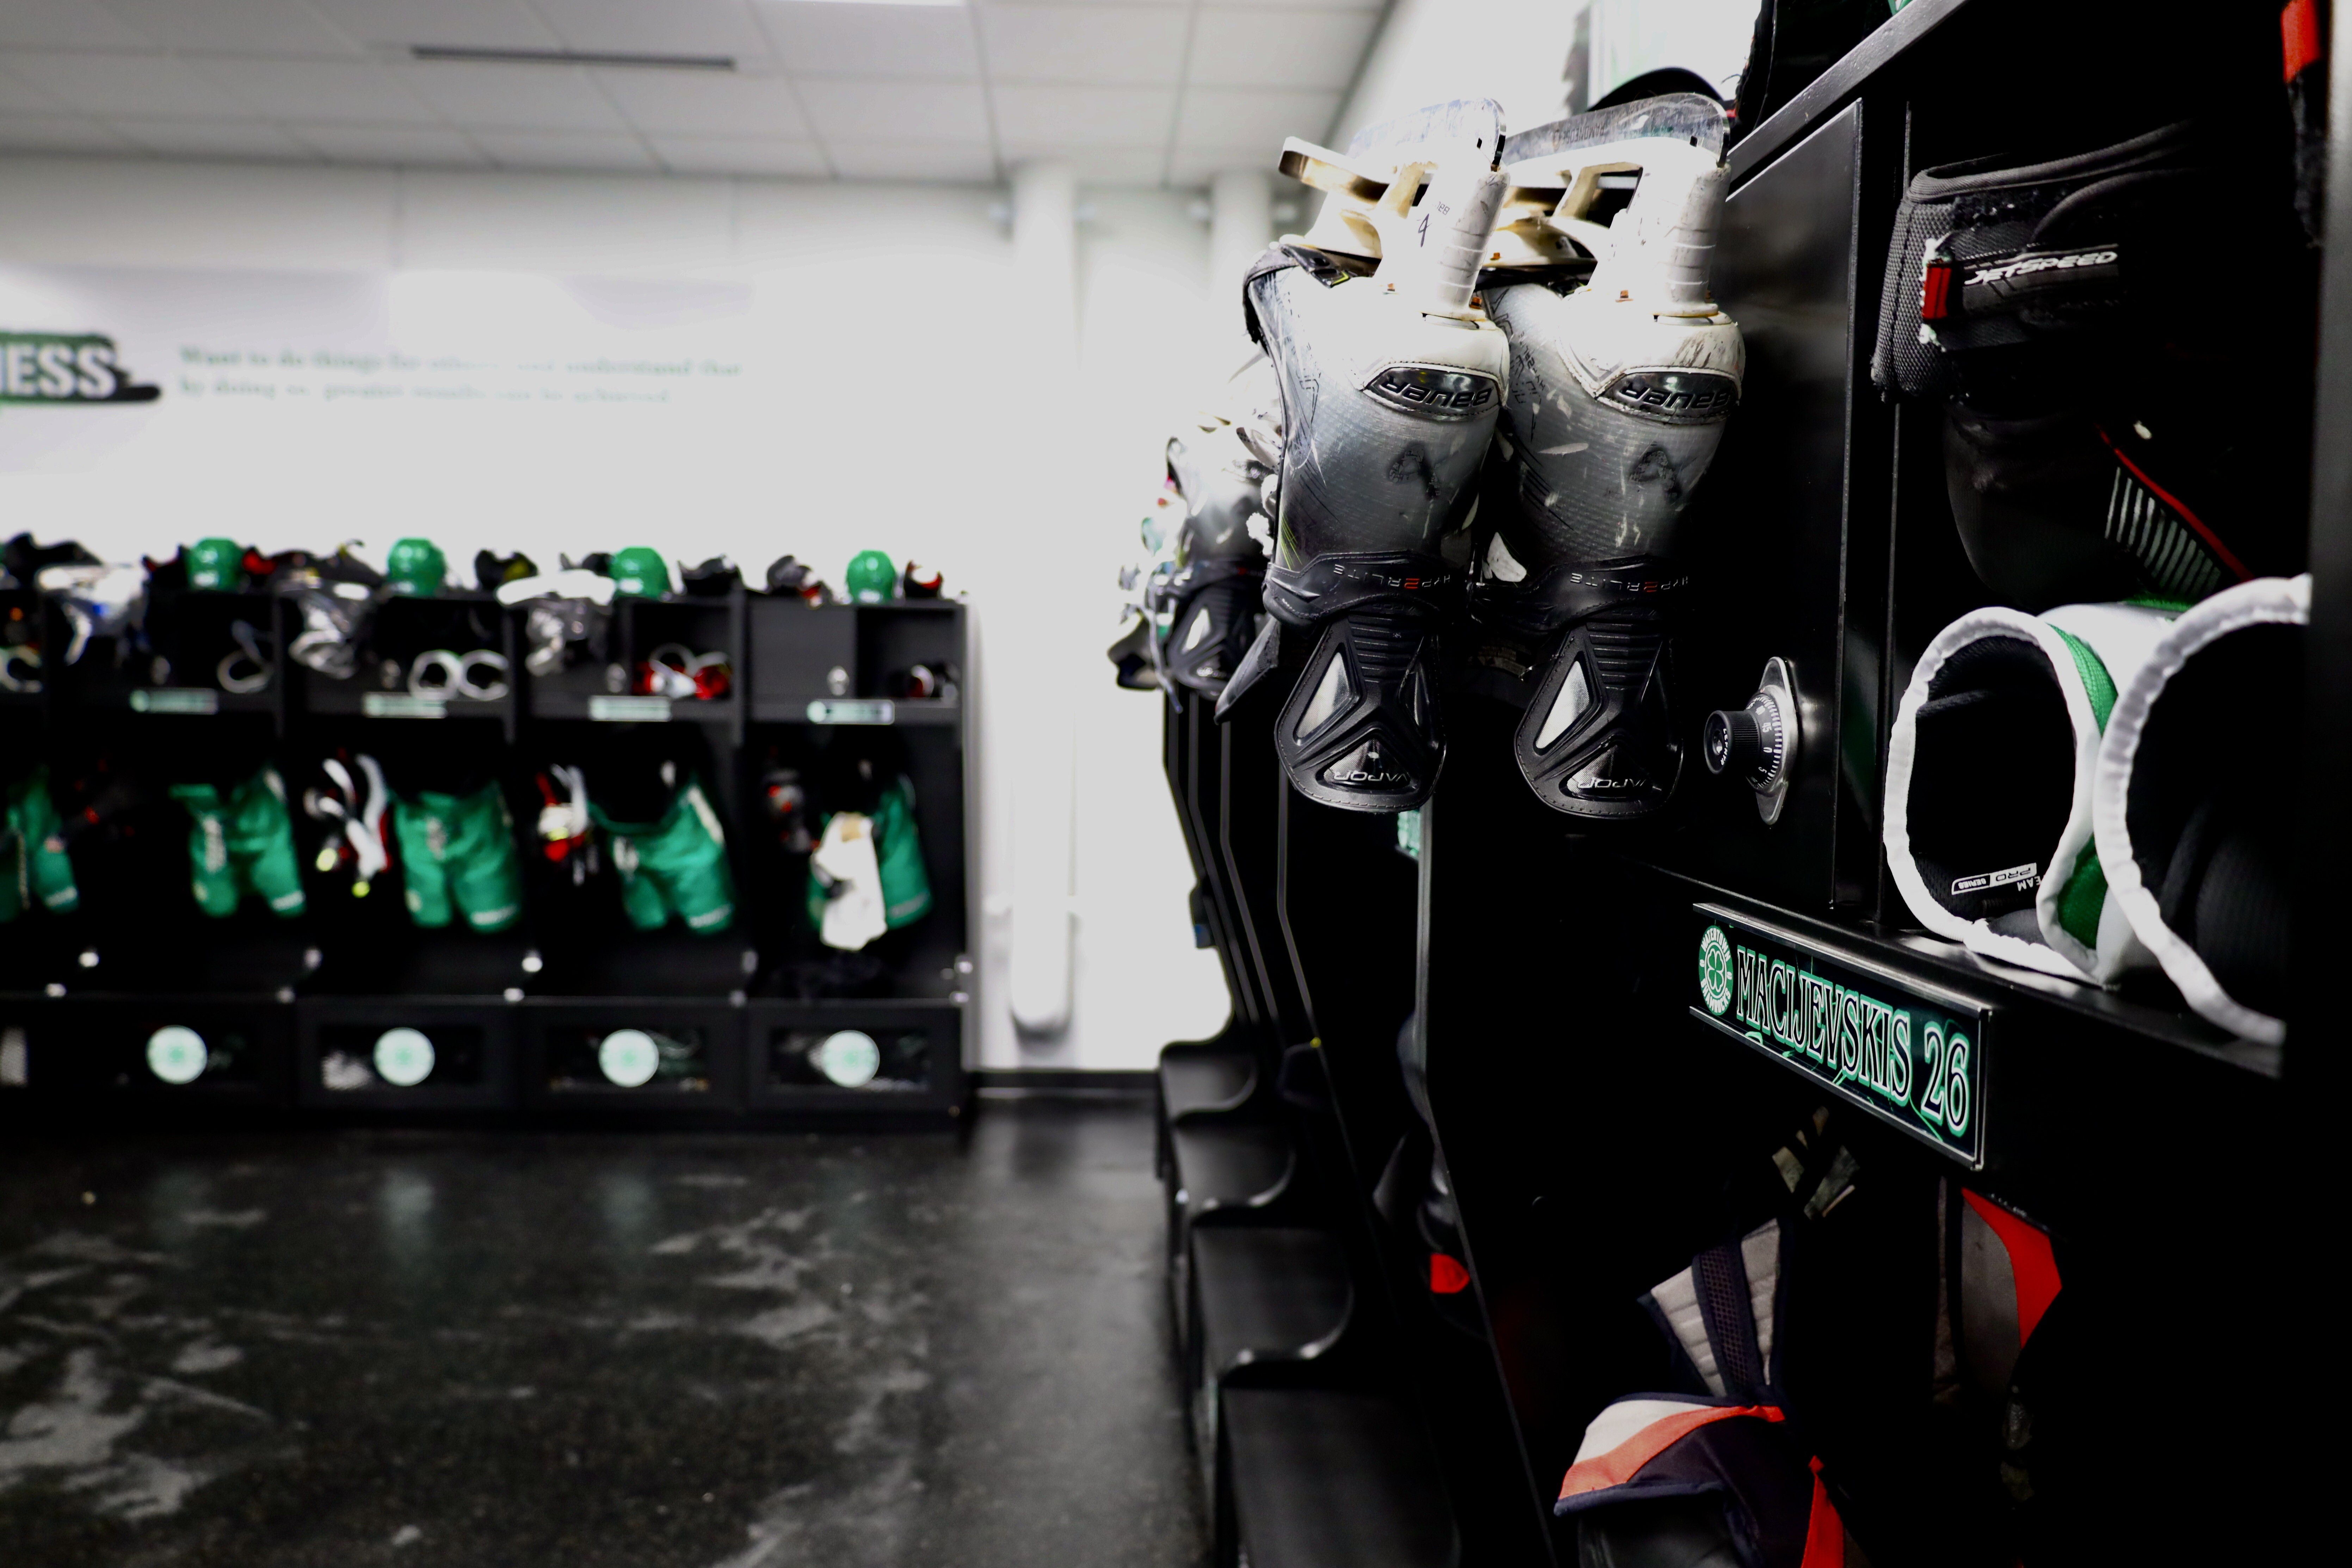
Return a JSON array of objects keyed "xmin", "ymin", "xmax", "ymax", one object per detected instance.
[
  {"xmin": 0, "ymin": 154, "xmax": 1251, "ymax": 1071},
  {"xmin": 1332, "ymin": 0, "xmax": 1589, "ymax": 147}
]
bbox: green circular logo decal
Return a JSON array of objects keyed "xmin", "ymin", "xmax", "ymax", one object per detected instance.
[
  {"xmin": 1698, "ymin": 926, "xmax": 1735, "ymax": 1017},
  {"xmin": 814, "ymin": 1029, "xmax": 882, "ymax": 1088},
  {"xmin": 598, "ymin": 1029, "xmax": 661, "ymax": 1088},
  {"xmin": 146, "ymin": 1025, "xmax": 209, "ymax": 1085},
  {"xmin": 373, "ymin": 1027, "xmax": 437, "ymax": 1088}
]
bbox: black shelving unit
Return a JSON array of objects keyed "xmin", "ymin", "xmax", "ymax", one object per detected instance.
[{"xmin": 0, "ymin": 578, "xmax": 972, "ymax": 1126}]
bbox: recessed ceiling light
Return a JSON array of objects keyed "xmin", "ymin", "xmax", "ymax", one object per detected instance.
[
  {"xmin": 411, "ymin": 46, "xmax": 736, "ymax": 70},
  {"xmin": 770, "ymin": 0, "xmax": 968, "ymax": 8}
]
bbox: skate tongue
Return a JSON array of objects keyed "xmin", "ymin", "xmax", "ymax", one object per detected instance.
[
  {"xmin": 1273, "ymin": 609, "xmax": 1445, "ymax": 811},
  {"xmin": 1512, "ymin": 616, "xmax": 1680, "ymax": 820}
]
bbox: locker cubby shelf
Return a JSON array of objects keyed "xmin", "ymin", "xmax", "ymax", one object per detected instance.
[{"xmin": 0, "ymin": 584, "xmax": 971, "ymax": 1127}]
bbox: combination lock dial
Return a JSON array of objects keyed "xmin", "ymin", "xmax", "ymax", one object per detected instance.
[{"xmin": 1702, "ymin": 657, "xmax": 1797, "ymax": 825}]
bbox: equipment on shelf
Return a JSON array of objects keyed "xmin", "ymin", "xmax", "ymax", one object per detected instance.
[
  {"xmin": 1154, "ymin": 355, "xmax": 1276, "ymax": 698},
  {"xmin": 384, "ymin": 537, "xmax": 448, "ymax": 598},
  {"xmin": 606, "ymin": 546, "xmax": 672, "ymax": 600},
  {"xmin": 1871, "ymin": 119, "xmax": 2313, "ymax": 610},
  {"xmin": 588, "ymin": 764, "xmax": 738, "ymax": 936},
  {"xmin": 474, "ymin": 550, "xmax": 538, "ymax": 592},
  {"xmin": 763, "ymin": 554, "xmax": 837, "ymax": 606},
  {"xmin": 499, "ymin": 568, "xmax": 616, "ymax": 674},
  {"xmin": 2093, "ymin": 574, "xmax": 2309, "ymax": 1043},
  {"xmin": 1225, "ymin": 99, "xmax": 1512, "ymax": 810},
  {"xmin": 1469, "ymin": 93, "xmax": 1742, "ymax": 820},
  {"xmin": 391, "ymin": 780, "xmax": 524, "ymax": 933},
  {"xmin": 185, "ymin": 536, "xmax": 247, "ymax": 593},
  {"xmin": 408, "ymin": 648, "xmax": 511, "ymax": 701},
  {"xmin": 900, "ymin": 562, "xmax": 943, "ymax": 599},
  {"xmin": 35, "ymin": 560, "xmax": 140, "ymax": 666},
  {"xmin": 845, "ymin": 550, "xmax": 897, "ymax": 605},
  {"xmin": 299, "ymin": 752, "xmax": 390, "ymax": 898},
  {"xmin": 680, "ymin": 556, "xmax": 741, "ymax": 597},
  {"xmin": 169, "ymin": 765, "xmax": 307, "ymax": 920},
  {"xmin": 1885, "ymin": 600, "xmax": 2177, "ymax": 985},
  {"xmin": 805, "ymin": 750, "xmax": 930, "ymax": 951},
  {"xmin": 1, "ymin": 765, "xmax": 78, "ymax": 921},
  {"xmin": 638, "ymin": 644, "xmax": 730, "ymax": 701}
]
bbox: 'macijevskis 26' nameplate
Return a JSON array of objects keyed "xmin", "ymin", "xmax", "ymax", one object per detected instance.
[{"xmin": 1690, "ymin": 904, "xmax": 1987, "ymax": 1166}]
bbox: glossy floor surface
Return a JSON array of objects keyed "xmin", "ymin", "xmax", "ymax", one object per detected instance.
[{"xmin": 0, "ymin": 1099, "xmax": 1203, "ymax": 1568}]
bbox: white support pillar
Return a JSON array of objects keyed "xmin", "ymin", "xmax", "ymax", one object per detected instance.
[
  {"xmin": 1208, "ymin": 167, "xmax": 1273, "ymax": 351},
  {"xmin": 1004, "ymin": 160, "xmax": 1078, "ymax": 1038}
]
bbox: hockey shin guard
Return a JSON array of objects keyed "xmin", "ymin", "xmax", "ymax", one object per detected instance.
[
  {"xmin": 1226, "ymin": 107, "xmax": 1511, "ymax": 810},
  {"xmin": 1885, "ymin": 602, "xmax": 2178, "ymax": 984},
  {"xmin": 2094, "ymin": 574, "xmax": 2308, "ymax": 1043},
  {"xmin": 1471, "ymin": 95, "xmax": 1741, "ymax": 819}
]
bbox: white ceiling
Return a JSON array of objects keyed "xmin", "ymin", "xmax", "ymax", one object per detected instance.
[{"xmin": 0, "ymin": 0, "xmax": 1383, "ymax": 186}]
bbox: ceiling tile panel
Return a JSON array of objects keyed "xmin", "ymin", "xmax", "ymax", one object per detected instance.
[
  {"xmin": 0, "ymin": 112, "xmax": 133, "ymax": 152},
  {"xmin": 192, "ymin": 58, "xmax": 440, "ymax": 124},
  {"xmin": 0, "ymin": 61, "xmax": 66, "ymax": 113},
  {"xmin": 96, "ymin": 0, "xmax": 366, "ymax": 56},
  {"xmin": 472, "ymin": 128, "xmax": 658, "ymax": 171},
  {"xmin": 1186, "ymin": 8, "xmax": 1378, "ymax": 91},
  {"xmin": 991, "ymin": 84, "xmax": 1171, "ymax": 147},
  {"xmin": 1165, "ymin": 145, "xmax": 1285, "ymax": 186},
  {"xmin": 826, "ymin": 138, "xmax": 998, "ymax": 183},
  {"xmin": 1173, "ymin": 86, "xmax": 1338, "ymax": 152},
  {"xmin": 793, "ymin": 78, "xmax": 987, "ymax": 143},
  {"xmin": 18, "ymin": 52, "xmax": 255, "ymax": 118},
  {"xmin": 306, "ymin": 0, "xmax": 560, "ymax": 50},
  {"xmin": 651, "ymin": 134, "xmax": 829, "ymax": 177},
  {"xmin": 0, "ymin": 0, "xmax": 146, "ymax": 50},
  {"xmin": 399, "ymin": 62, "xmax": 626, "ymax": 130},
  {"xmin": 291, "ymin": 122, "xmax": 488, "ymax": 165},
  {"xmin": 980, "ymin": 7, "xmax": 1187, "ymax": 86},
  {"xmin": 757, "ymin": 3, "xmax": 981, "ymax": 81},
  {"xmin": 531, "ymin": 0, "xmax": 774, "ymax": 62},
  {"xmin": 1032, "ymin": 144, "xmax": 1163, "ymax": 184},
  {"xmin": 111, "ymin": 116, "xmax": 315, "ymax": 158},
  {"xmin": 596, "ymin": 68, "xmax": 810, "ymax": 137}
]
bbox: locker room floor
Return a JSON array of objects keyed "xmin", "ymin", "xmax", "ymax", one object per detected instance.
[{"xmin": 0, "ymin": 1097, "xmax": 1204, "ymax": 1568}]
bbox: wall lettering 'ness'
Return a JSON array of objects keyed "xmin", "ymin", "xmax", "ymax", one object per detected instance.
[
  {"xmin": 0, "ymin": 332, "xmax": 157, "ymax": 405},
  {"xmin": 1728, "ymin": 938, "xmax": 1972, "ymax": 1141}
]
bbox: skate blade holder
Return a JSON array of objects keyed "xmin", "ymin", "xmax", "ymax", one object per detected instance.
[{"xmin": 1703, "ymin": 657, "xmax": 1799, "ymax": 825}]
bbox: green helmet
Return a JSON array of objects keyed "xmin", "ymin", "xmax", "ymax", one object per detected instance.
[
  {"xmin": 384, "ymin": 537, "xmax": 446, "ymax": 597},
  {"xmin": 845, "ymin": 550, "xmax": 897, "ymax": 604},
  {"xmin": 185, "ymin": 538, "xmax": 246, "ymax": 593},
  {"xmin": 608, "ymin": 547, "xmax": 670, "ymax": 599}
]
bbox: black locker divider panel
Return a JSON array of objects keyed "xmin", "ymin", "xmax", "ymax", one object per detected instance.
[{"xmin": 1661, "ymin": 100, "xmax": 1882, "ymax": 912}]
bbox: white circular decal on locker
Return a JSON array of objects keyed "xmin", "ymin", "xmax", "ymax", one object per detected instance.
[
  {"xmin": 146, "ymin": 1025, "xmax": 209, "ymax": 1085},
  {"xmin": 599, "ymin": 1029, "xmax": 661, "ymax": 1088},
  {"xmin": 814, "ymin": 1030, "xmax": 881, "ymax": 1089},
  {"xmin": 373, "ymin": 1027, "xmax": 436, "ymax": 1088}
]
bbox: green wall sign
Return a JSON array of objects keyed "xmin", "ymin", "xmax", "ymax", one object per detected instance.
[{"xmin": 1691, "ymin": 904, "xmax": 1988, "ymax": 1166}]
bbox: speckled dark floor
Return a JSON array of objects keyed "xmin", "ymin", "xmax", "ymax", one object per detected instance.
[{"xmin": 0, "ymin": 1100, "xmax": 1205, "ymax": 1568}]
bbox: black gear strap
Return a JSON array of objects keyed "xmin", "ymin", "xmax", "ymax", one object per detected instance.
[
  {"xmin": 1471, "ymin": 556, "xmax": 1687, "ymax": 638},
  {"xmin": 1263, "ymin": 551, "xmax": 1465, "ymax": 628}
]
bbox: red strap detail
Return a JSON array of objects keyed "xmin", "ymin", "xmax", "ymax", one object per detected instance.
[
  {"xmin": 1921, "ymin": 261, "xmax": 1953, "ymax": 322},
  {"xmin": 1801, "ymin": 1457, "xmax": 1846, "ymax": 1568},
  {"xmin": 2096, "ymin": 428, "xmax": 2253, "ymax": 583},
  {"xmin": 2283, "ymin": 0, "xmax": 2323, "ymax": 80},
  {"xmin": 1556, "ymin": 1404, "xmax": 1785, "ymax": 1501},
  {"xmin": 1429, "ymin": 1253, "xmax": 1471, "ymax": 1295},
  {"xmin": 1962, "ymin": 1189, "xmax": 2062, "ymax": 1346}
]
